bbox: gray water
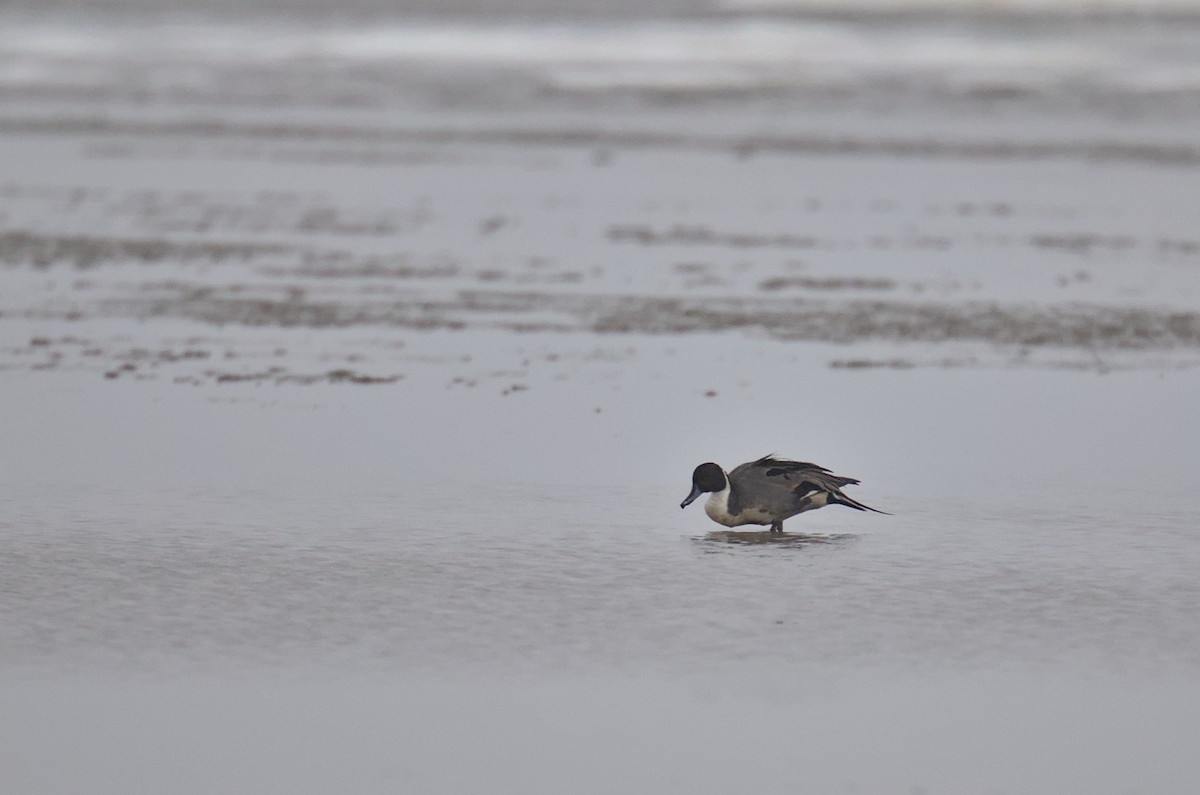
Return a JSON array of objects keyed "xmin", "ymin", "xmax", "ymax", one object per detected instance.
[
  {"xmin": 5, "ymin": 354, "xmax": 1200, "ymax": 793},
  {"xmin": 3, "ymin": 0, "xmax": 1200, "ymax": 792}
]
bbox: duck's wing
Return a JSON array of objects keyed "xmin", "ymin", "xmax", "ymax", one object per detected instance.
[
  {"xmin": 731, "ymin": 456, "xmax": 857, "ymax": 488},
  {"xmin": 732, "ymin": 456, "xmax": 889, "ymax": 514}
]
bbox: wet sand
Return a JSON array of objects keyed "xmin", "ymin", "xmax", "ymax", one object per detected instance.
[{"xmin": 4, "ymin": 134, "xmax": 1199, "ymax": 386}]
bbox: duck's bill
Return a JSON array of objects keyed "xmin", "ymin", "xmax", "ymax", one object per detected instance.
[{"xmin": 680, "ymin": 485, "xmax": 703, "ymax": 509}]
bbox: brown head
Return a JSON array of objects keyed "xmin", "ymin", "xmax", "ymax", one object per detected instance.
[{"xmin": 680, "ymin": 462, "xmax": 727, "ymax": 509}]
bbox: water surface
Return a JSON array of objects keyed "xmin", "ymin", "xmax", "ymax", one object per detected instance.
[{"xmin": 3, "ymin": 0, "xmax": 1200, "ymax": 792}]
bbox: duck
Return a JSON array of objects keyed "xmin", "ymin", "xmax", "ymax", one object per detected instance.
[{"xmin": 680, "ymin": 455, "xmax": 887, "ymax": 533}]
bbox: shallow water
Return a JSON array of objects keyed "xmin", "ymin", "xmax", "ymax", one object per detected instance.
[
  {"xmin": 4, "ymin": 361, "xmax": 1200, "ymax": 793},
  {"xmin": 3, "ymin": 0, "xmax": 1200, "ymax": 792},
  {"xmin": 5, "ymin": 357, "xmax": 1199, "ymax": 676}
]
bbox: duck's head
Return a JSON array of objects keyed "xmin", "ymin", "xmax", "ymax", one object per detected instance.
[{"xmin": 680, "ymin": 462, "xmax": 727, "ymax": 508}]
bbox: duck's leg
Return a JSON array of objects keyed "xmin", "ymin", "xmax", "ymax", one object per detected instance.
[{"xmin": 770, "ymin": 521, "xmax": 783, "ymax": 534}]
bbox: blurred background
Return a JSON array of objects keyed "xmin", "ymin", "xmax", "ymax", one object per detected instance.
[
  {"xmin": 6, "ymin": 0, "xmax": 1200, "ymax": 144},
  {"xmin": 3, "ymin": 0, "xmax": 1198, "ymax": 387}
]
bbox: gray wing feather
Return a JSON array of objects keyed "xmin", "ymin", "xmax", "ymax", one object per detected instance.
[{"xmin": 730, "ymin": 455, "xmax": 887, "ymax": 515}]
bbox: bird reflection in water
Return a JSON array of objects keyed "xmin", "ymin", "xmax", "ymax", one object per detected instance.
[{"xmin": 697, "ymin": 530, "xmax": 857, "ymax": 550}]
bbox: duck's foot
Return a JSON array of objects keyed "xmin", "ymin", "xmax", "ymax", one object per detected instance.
[{"xmin": 769, "ymin": 522, "xmax": 783, "ymax": 534}]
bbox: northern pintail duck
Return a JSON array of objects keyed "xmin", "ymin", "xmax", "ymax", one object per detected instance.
[{"xmin": 680, "ymin": 455, "xmax": 887, "ymax": 533}]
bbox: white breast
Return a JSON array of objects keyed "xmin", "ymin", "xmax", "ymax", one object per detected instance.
[{"xmin": 704, "ymin": 486, "xmax": 773, "ymax": 527}]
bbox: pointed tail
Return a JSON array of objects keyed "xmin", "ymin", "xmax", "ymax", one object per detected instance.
[{"xmin": 830, "ymin": 491, "xmax": 891, "ymax": 515}]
